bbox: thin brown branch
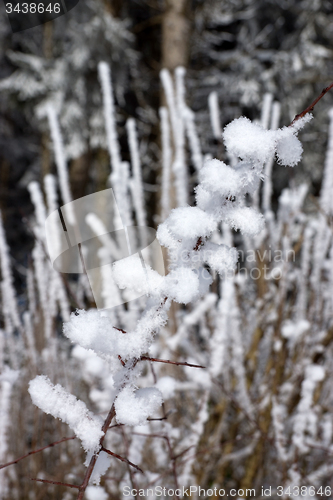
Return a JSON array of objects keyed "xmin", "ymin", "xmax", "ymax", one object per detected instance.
[
  {"xmin": 132, "ymin": 432, "xmax": 168, "ymax": 440},
  {"xmin": 290, "ymin": 80, "xmax": 333, "ymax": 126},
  {"xmin": 31, "ymin": 478, "xmax": 80, "ymax": 489},
  {"xmin": 109, "ymin": 423, "xmax": 124, "ymax": 429},
  {"xmin": 165, "ymin": 435, "xmax": 179, "ymax": 490},
  {"xmin": 118, "ymin": 355, "xmax": 126, "ymax": 366},
  {"xmin": 147, "ymin": 416, "xmax": 168, "ymax": 421},
  {"xmin": 77, "ymin": 404, "xmax": 116, "ymax": 500},
  {"xmin": 121, "ymin": 426, "xmax": 138, "ymax": 494},
  {"xmin": 140, "ymin": 356, "xmax": 206, "ymax": 369},
  {"xmin": 114, "ymin": 327, "xmax": 127, "ymax": 334},
  {"xmin": 0, "ymin": 437, "xmax": 75, "ymax": 470},
  {"xmin": 101, "ymin": 447, "xmax": 143, "ymax": 473},
  {"xmin": 193, "ymin": 237, "xmax": 203, "ymax": 251},
  {"xmin": 173, "ymin": 444, "xmax": 195, "ymax": 461}
]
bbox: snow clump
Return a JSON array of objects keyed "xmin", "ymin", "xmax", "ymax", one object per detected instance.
[
  {"xmin": 63, "ymin": 308, "xmax": 169, "ymax": 360},
  {"xmin": 28, "ymin": 375, "xmax": 103, "ymax": 453},
  {"xmin": 115, "ymin": 386, "xmax": 163, "ymax": 426}
]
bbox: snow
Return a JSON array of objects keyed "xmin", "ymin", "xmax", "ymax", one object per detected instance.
[
  {"xmin": 115, "ymin": 386, "xmax": 163, "ymax": 426},
  {"xmin": 126, "ymin": 118, "xmax": 147, "ymax": 228},
  {"xmin": 28, "ymin": 375, "xmax": 103, "ymax": 453},
  {"xmin": 160, "ymin": 68, "xmax": 188, "ymax": 206},
  {"xmin": 86, "ymin": 486, "xmax": 109, "ymax": 500},
  {"xmin": 201, "ymin": 241, "xmax": 238, "ymax": 275},
  {"xmin": 281, "ymin": 320, "xmax": 310, "ymax": 341},
  {"xmin": 160, "ymin": 206, "xmax": 217, "ymax": 241},
  {"xmin": 46, "ymin": 105, "xmax": 75, "ymax": 225},
  {"xmin": 276, "ymin": 133, "xmax": 303, "ymax": 167},
  {"xmin": 85, "ymin": 450, "xmax": 111, "ymax": 485},
  {"xmin": 64, "ymin": 307, "xmax": 168, "ymax": 360},
  {"xmin": 223, "ymin": 114, "xmax": 311, "ymax": 169},
  {"xmin": 98, "ymin": 62, "xmax": 121, "ymax": 174},
  {"xmin": 163, "ymin": 268, "xmax": 200, "ymax": 304},
  {"xmin": 156, "ymin": 223, "xmax": 178, "ymax": 250},
  {"xmin": 223, "ymin": 206, "xmax": 265, "ymax": 236},
  {"xmin": 28, "ymin": 181, "xmax": 47, "ymax": 234},
  {"xmin": 198, "ymin": 159, "xmax": 242, "ymax": 197},
  {"xmin": 223, "ymin": 117, "xmax": 276, "ymax": 164},
  {"xmin": 306, "ymin": 364, "xmax": 325, "ymax": 383},
  {"xmin": 112, "ymin": 255, "xmax": 164, "ymax": 296},
  {"xmin": 0, "ymin": 367, "xmax": 19, "ymax": 472},
  {"xmin": 160, "ymin": 106, "xmax": 172, "ymax": 219},
  {"xmin": 72, "ymin": 345, "xmax": 108, "ymax": 380},
  {"xmin": 208, "ymin": 91, "xmax": 222, "ymax": 139},
  {"xmin": 155, "ymin": 376, "xmax": 177, "ymax": 399},
  {"xmin": 293, "ymin": 364, "xmax": 325, "ymax": 453},
  {"xmin": 320, "ymin": 108, "xmax": 333, "ymax": 214},
  {"xmin": 0, "ymin": 211, "xmax": 22, "ymax": 332}
]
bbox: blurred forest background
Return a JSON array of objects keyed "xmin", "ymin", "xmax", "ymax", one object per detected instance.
[
  {"xmin": 1, "ymin": 0, "xmax": 333, "ymax": 499},
  {"xmin": 1, "ymin": 0, "xmax": 333, "ymax": 264}
]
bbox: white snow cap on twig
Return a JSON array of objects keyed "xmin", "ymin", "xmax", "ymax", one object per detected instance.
[
  {"xmin": 28, "ymin": 375, "xmax": 103, "ymax": 453},
  {"xmin": 115, "ymin": 386, "xmax": 163, "ymax": 426}
]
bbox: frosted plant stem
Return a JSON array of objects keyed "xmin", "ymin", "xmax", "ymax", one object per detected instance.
[
  {"xmin": 208, "ymin": 91, "xmax": 222, "ymax": 139},
  {"xmin": 263, "ymin": 101, "xmax": 281, "ymax": 213},
  {"xmin": 0, "ymin": 211, "xmax": 21, "ymax": 333},
  {"xmin": 46, "ymin": 105, "xmax": 75, "ymax": 225},
  {"xmin": 98, "ymin": 62, "xmax": 122, "ymax": 176},
  {"xmin": 98, "ymin": 62, "xmax": 132, "ymax": 227},
  {"xmin": 260, "ymin": 93, "xmax": 273, "ymax": 129},
  {"xmin": 160, "ymin": 68, "xmax": 187, "ymax": 206},
  {"xmin": 23, "ymin": 312, "xmax": 37, "ymax": 367},
  {"xmin": 126, "ymin": 118, "xmax": 146, "ymax": 229},
  {"xmin": 320, "ymin": 108, "xmax": 333, "ymax": 214},
  {"xmin": 253, "ymin": 93, "xmax": 273, "ymax": 209},
  {"xmin": 160, "ymin": 107, "xmax": 171, "ymax": 220},
  {"xmin": 184, "ymin": 105, "xmax": 203, "ymax": 172}
]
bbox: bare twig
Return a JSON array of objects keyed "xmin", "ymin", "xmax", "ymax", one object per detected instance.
[
  {"xmin": 118, "ymin": 355, "xmax": 126, "ymax": 366},
  {"xmin": 0, "ymin": 436, "xmax": 75, "ymax": 470},
  {"xmin": 290, "ymin": 81, "xmax": 333, "ymax": 126},
  {"xmin": 31, "ymin": 478, "xmax": 80, "ymax": 489},
  {"xmin": 101, "ymin": 447, "xmax": 143, "ymax": 473},
  {"xmin": 140, "ymin": 356, "xmax": 205, "ymax": 369},
  {"xmin": 114, "ymin": 327, "xmax": 127, "ymax": 334},
  {"xmin": 147, "ymin": 416, "xmax": 168, "ymax": 421},
  {"xmin": 77, "ymin": 404, "xmax": 116, "ymax": 500},
  {"xmin": 165, "ymin": 435, "xmax": 179, "ymax": 490},
  {"xmin": 193, "ymin": 237, "xmax": 203, "ymax": 251},
  {"xmin": 121, "ymin": 426, "xmax": 138, "ymax": 494}
]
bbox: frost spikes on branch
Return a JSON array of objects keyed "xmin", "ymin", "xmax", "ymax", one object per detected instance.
[
  {"xmin": 208, "ymin": 91, "xmax": 222, "ymax": 140},
  {"xmin": 160, "ymin": 68, "xmax": 187, "ymax": 207},
  {"xmin": 126, "ymin": 118, "xmax": 147, "ymax": 232},
  {"xmin": 160, "ymin": 106, "xmax": 172, "ymax": 220},
  {"xmin": 98, "ymin": 61, "xmax": 132, "ymax": 227},
  {"xmin": 0, "ymin": 211, "xmax": 21, "ymax": 334},
  {"xmin": 320, "ymin": 108, "xmax": 333, "ymax": 215},
  {"xmin": 46, "ymin": 105, "xmax": 75, "ymax": 225}
]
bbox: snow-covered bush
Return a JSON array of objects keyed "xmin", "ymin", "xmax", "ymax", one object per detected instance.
[{"xmin": 1, "ymin": 64, "xmax": 333, "ymax": 500}]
